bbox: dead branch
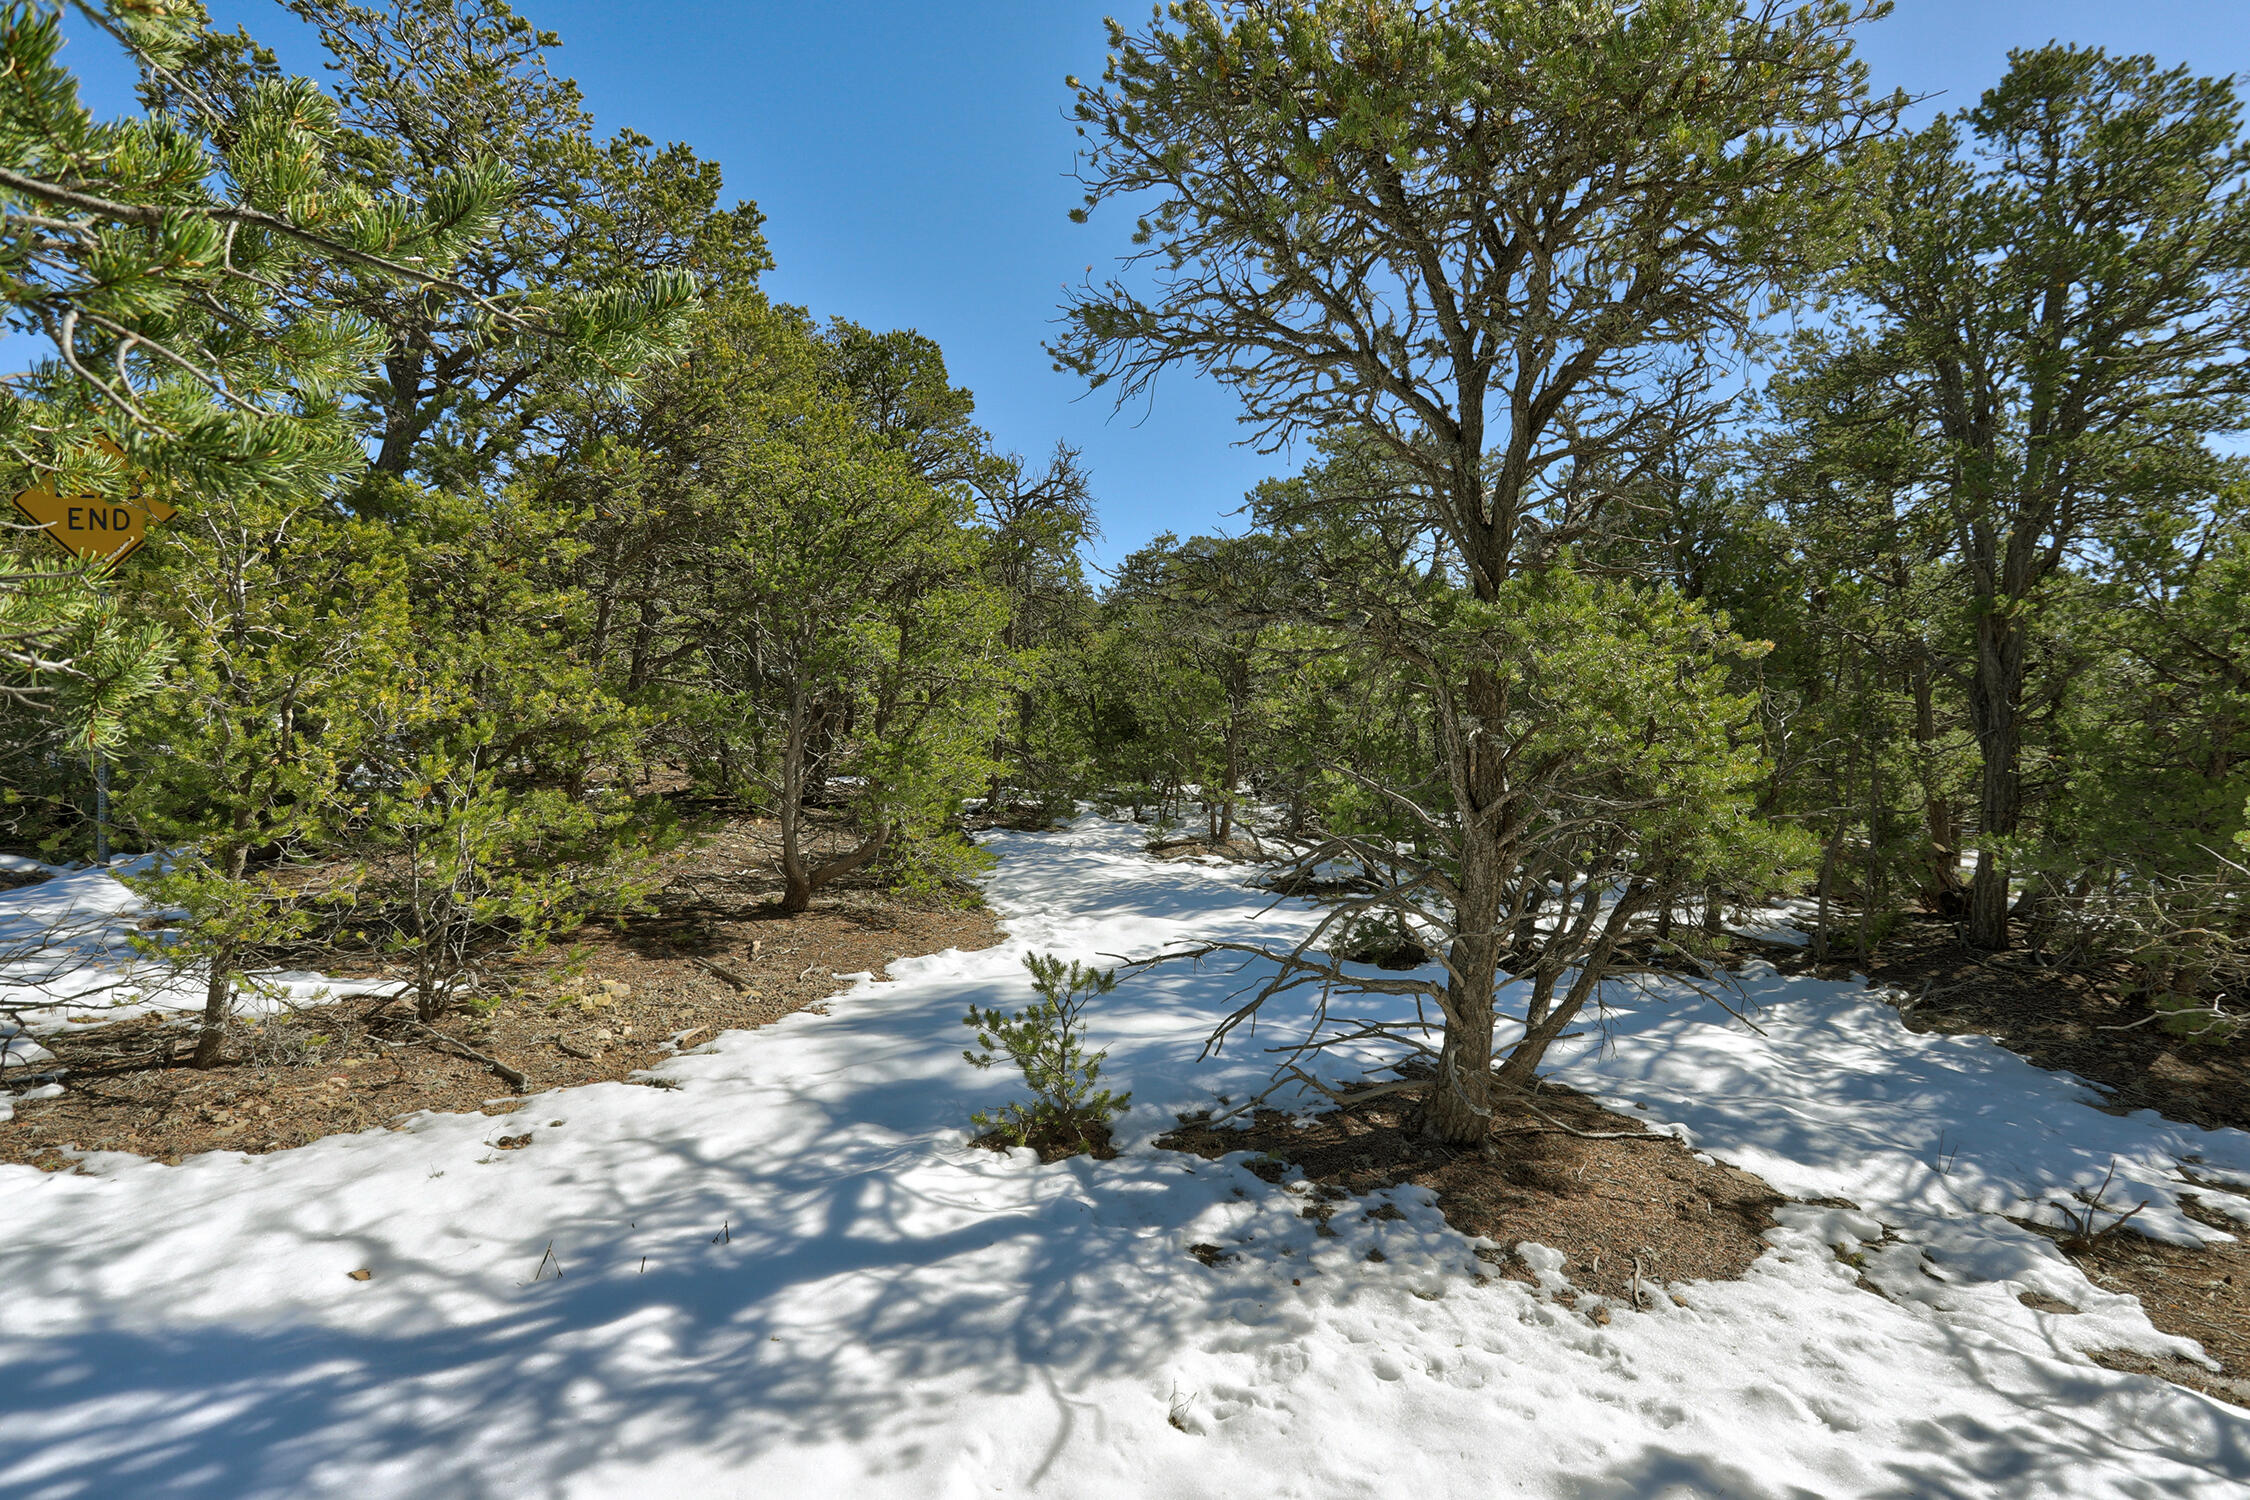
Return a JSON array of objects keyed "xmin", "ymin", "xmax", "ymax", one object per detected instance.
[
  {"xmin": 691, "ymin": 955, "xmax": 754, "ymax": 991},
  {"xmin": 403, "ymin": 1020, "xmax": 528, "ymax": 1092},
  {"xmin": 2056, "ymin": 1158, "xmax": 2152, "ymax": 1253},
  {"xmin": 1509, "ymin": 1097, "xmax": 1679, "ymax": 1142}
]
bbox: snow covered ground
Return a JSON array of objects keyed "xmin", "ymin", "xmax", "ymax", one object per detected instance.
[{"xmin": 3, "ymin": 815, "xmax": 2249, "ymax": 1497}]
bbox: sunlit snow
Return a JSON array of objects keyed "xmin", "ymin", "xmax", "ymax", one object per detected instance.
[{"xmin": 2, "ymin": 816, "xmax": 2246, "ymax": 1497}]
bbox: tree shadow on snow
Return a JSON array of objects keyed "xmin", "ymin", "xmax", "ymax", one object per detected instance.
[{"xmin": 0, "ymin": 1094, "xmax": 1295, "ymax": 1498}]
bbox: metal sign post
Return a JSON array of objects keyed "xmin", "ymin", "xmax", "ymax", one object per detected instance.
[{"xmin": 94, "ymin": 749, "xmax": 110, "ymax": 866}]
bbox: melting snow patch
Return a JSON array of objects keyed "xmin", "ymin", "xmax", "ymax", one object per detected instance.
[{"xmin": 0, "ymin": 814, "xmax": 2244, "ymax": 1497}]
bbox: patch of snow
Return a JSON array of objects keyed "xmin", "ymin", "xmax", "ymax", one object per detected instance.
[
  {"xmin": 0, "ymin": 856, "xmax": 403, "ymax": 1039},
  {"xmin": 1726, "ymin": 899, "xmax": 1815, "ymax": 947},
  {"xmin": 0, "ymin": 814, "xmax": 2244, "ymax": 1497},
  {"xmin": 0, "ymin": 853, "xmax": 68, "ymax": 878},
  {"xmin": 1545, "ymin": 957, "xmax": 2250, "ymax": 1251}
]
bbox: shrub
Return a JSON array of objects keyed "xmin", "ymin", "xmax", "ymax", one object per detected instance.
[{"xmin": 963, "ymin": 952, "xmax": 1131, "ymax": 1158}]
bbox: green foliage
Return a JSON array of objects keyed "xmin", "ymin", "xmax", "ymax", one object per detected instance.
[
  {"xmin": 123, "ymin": 848, "xmax": 334, "ymax": 1007},
  {"xmin": 122, "ymin": 493, "xmax": 404, "ymax": 866},
  {"xmin": 0, "ymin": 0, "xmax": 511, "ymax": 768},
  {"xmin": 963, "ymin": 952, "xmax": 1131, "ymax": 1157},
  {"xmin": 1058, "ymin": 0, "xmax": 1893, "ymax": 490},
  {"xmin": 0, "ymin": 2, "xmax": 1088, "ymax": 1098},
  {"xmin": 115, "ymin": 489, "xmax": 404, "ymax": 1058},
  {"xmin": 158, "ymin": 0, "xmax": 750, "ymax": 487},
  {"xmin": 550, "ymin": 292, "xmax": 1022, "ymax": 913},
  {"xmin": 0, "ymin": 568, "xmax": 171, "ymax": 855},
  {"xmin": 2150, "ymin": 991, "xmax": 2243, "ymax": 1047},
  {"xmin": 353, "ymin": 681, "xmax": 667, "ymax": 1021},
  {"xmin": 2045, "ymin": 508, "xmax": 2250, "ymax": 877},
  {"xmin": 1057, "ymin": 0, "xmax": 1890, "ymax": 1139},
  {"xmin": 1098, "ymin": 532, "xmax": 1291, "ymax": 842},
  {"xmin": 0, "ymin": 3, "xmax": 504, "ymax": 486},
  {"xmin": 1772, "ymin": 42, "xmax": 2250, "ymax": 947}
]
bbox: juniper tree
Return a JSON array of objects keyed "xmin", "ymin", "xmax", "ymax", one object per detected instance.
[
  {"xmin": 1108, "ymin": 531, "xmax": 1288, "ymax": 843},
  {"xmin": 975, "ymin": 442, "xmax": 1099, "ymax": 795},
  {"xmin": 596, "ymin": 294, "xmax": 1016, "ymax": 912},
  {"xmin": 0, "ymin": 0, "xmax": 629, "ymax": 1058},
  {"xmin": 122, "ymin": 500, "xmax": 407, "ymax": 1065}
]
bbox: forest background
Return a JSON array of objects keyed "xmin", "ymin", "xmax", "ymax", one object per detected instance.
[{"xmin": 2, "ymin": 0, "xmax": 2246, "ymax": 1146}]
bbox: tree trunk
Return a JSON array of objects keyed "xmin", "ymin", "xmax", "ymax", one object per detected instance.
[
  {"xmin": 1910, "ymin": 662, "xmax": 1967, "ymax": 914},
  {"xmin": 779, "ymin": 687, "xmax": 813, "ymax": 914},
  {"xmin": 190, "ymin": 833, "xmax": 254, "ymax": 1067},
  {"xmin": 1420, "ymin": 663, "xmax": 1509, "ymax": 1146},
  {"xmin": 1812, "ymin": 826, "xmax": 1839, "ymax": 964},
  {"xmin": 1965, "ymin": 604, "xmax": 2025, "ymax": 950},
  {"xmin": 191, "ymin": 950, "xmax": 232, "ymax": 1068},
  {"xmin": 1423, "ymin": 855, "xmax": 1501, "ymax": 1145},
  {"xmin": 783, "ymin": 830, "xmax": 887, "ymax": 915},
  {"xmin": 1218, "ymin": 701, "xmax": 1241, "ymax": 845},
  {"xmin": 781, "ymin": 867, "xmax": 813, "ymax": 913},
  {"xmin": 1859, "ymin": 734, "xmax": 1882, "ymax": 965}
]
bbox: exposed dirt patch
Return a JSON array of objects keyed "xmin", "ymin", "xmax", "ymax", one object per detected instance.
[
  {"xmin": 968, "ymin": 1119, "xmax": 1119, "ymax": 1164},
  {"xmin": 0, "ymin": 813, "xmax": 1002, "ymax": 1170},
  {"xmin": 2086, "ymin": 1348, "xmax": 2250, "ymax": 1409},
  {"xmin": 2035, "ymin": 1191, "xmax": 2250, "ymax": 1411},
  {"xmin": 1758, "ymin": 915, "xmax": 2250, "ymax": 1135},
  {"xmin": 1156, "ymin": 1082, "xmax": 1783, "ymax": 1302}
]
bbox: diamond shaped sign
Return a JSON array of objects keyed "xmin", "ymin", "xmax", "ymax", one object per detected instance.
[{"xmin": 10, "ymin": 442, "xmax": 176, "ymax": 571}]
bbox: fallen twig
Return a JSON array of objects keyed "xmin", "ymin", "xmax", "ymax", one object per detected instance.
[
  {"xmin": 2057, "ymin": 1158, "xmax": 2152, "ymax": 1252},
  {"xmin": 692, "ymin": 956, "xmax": 754, "ymax": 991},
  {"xmin": 1501, "ymin": 1099, "xmax": 1680, "ymax": 1143},
  {"xmin": 405, "ymin": 1021, "xmax": 529, "ymax": 1092},
  {"xmin": 2094, "ymin": 1012, "xmax": 2164, "ymax": 1033}
]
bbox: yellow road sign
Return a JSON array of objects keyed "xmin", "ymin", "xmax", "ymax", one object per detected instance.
[{"xmin": 9, "ymin": 441, "xmax": 176, "ymax": 570}]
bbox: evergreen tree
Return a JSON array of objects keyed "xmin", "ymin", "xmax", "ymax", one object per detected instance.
[
  {"xmin": 156, "ymin": 0, "xmax": 759, "ymax": 488},
  {"xmin": 1057, "ymin": 0, "xmax": 1882, "ymax": 1142},
  {"xmin": 1777, "ymin": 45, "xmax": 2250, "ymax": 948}
]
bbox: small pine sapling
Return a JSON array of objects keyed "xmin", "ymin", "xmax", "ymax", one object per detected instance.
[{"xmin": 963, "ymin": 952, "xmax": 1131, "ymax": 1158}]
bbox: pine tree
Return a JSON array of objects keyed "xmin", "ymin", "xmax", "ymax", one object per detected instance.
[
  {"xmin": 1056, "ymin": 0, "xmax": 1881, "ymax": 1142},
  {"xmin": 1777, "ymin": 45, "xmax": 2250, "ymax": 948}
]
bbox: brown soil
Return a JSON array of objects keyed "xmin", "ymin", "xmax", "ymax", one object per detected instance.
[
  {"xmin": 969, "ymin": 1119, "xmax": 1119, "ymax": 1164},
  {"xmin": 0, "ymin": 814, "xmax": 1001, "ymax": 1170},
  {"xmin": 2037, "ymin": 1192, "xmax": 2250, "ymax": 1409},
  {"xmin": 1765, "ymin": 914, "xmax": 2250, "ymax": 1134},
  {"xmin": 1157, "ymin": 1081, "xmax": 1783, "ymax": 1303}
]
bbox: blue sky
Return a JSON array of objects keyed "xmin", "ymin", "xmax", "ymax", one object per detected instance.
[{"xmin": 60, "ymin": 2, "xmax": 2250, "ymax": 570}]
